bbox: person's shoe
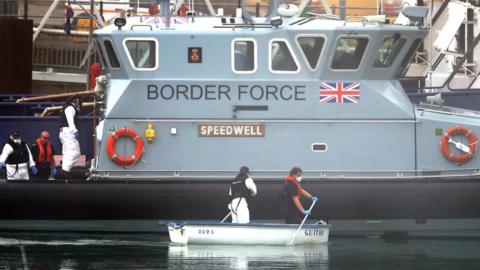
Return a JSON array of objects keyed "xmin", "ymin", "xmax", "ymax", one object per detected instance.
[{"xmin": 56, "ymin": 169, "xmax": 72, "ymax": 180}]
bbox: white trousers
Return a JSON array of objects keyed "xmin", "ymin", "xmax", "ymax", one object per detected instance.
[
  {"xmin": 59, "ymin": 129, "xmax": 80, "ymax": 172},
  {"xmin": 6, "ymin": 163, "xmax": 29, "ymax": 180},
  {"xmin": 229, "ymin": 198, "xmax": 250, "ymax": 224}
]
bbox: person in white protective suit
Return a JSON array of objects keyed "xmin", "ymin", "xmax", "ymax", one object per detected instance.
[
  {"xmin": 0, "ymin": 130, "xmax": 37, "ymax": 180},
  {"xmin": 228, "ymin": 166, "xmax": 257, "ymax": 223},
  {"xmin": 58, "ymin": 97, "xmax": 81, "ymax": 177}
]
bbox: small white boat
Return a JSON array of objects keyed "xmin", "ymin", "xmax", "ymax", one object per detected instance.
[{"xmin": 166, "ymin": 221, "xmax": 330, "ymax": 245}]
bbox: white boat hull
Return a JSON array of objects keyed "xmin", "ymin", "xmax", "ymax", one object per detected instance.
[{"xmin": 166, "ymin": 222, "xmax": 330, "ymax": 245}]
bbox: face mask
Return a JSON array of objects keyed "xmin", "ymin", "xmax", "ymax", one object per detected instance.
[
  {"xmin": 13, "ymin": 139, "xmax": 21, "ymax": 144},
  {"xmin": 296, "ymin": 176, "xmax": 302, "ymax": 183}
]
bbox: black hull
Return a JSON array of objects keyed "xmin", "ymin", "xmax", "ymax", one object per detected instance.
[{"xmin": 1, "ymin": 178, "xmax": 480, "ymax": 237}]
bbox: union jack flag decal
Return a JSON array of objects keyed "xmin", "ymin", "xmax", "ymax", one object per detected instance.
[{"xmin": 319, "ymin": 82, "xmax": 360, "ymax": 104}]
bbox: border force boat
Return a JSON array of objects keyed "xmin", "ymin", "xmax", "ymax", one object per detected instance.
[{"xmin": 2, "ymin": 1, "xmax": 480, "ymax": 237}]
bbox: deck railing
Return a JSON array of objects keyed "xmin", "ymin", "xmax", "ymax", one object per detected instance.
[
  {"xmin": 0, "ymin": 0, "xmax": 396, "ymax": 22},
  {"xmin": 2, "ymin": 1, "xmax": 417, "ymax": 74},
  {"xmin": 33, "ymin": 45, "xmax": 89, "ymax": 69}
]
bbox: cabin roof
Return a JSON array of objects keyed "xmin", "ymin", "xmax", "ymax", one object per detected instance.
[
  {"xmin": 95, "ymin": 16, "xmax": 423, "ymax": 35},
  {"xmin": 93, "ymin": 15, "xmax": 427, "ymax": 83}
]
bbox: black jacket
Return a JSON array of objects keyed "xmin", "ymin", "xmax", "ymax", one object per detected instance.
[
  {"xmin": 230, "ymin": 174, "xmax": 250, "ymax": 199},
  {"xmin": 59, "ymin": 103, "xmax": 80, "ymax": 129},
  {"xmin": 5, "ymin": 139, "xmax": 30, "ymax": 165}
]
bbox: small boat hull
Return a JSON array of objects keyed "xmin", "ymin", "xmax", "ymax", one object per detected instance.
[{"xmin": 166, "ymin": 222, "xmax": 330, "ymax": 245}]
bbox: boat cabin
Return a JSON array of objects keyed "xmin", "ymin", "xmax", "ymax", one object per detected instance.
[{"xmin": 90, "ymin": 8, "xmax": 480, "ymax": 181}]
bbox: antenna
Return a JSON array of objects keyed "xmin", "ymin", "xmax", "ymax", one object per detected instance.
[
  {"xmin": 158, "ymin": 0, "xmax": 172, "ymax": 28},
  {"xmin": 265, "ymin": 0, "xmax": 277, "ymax": 19},
  {"xmin": 240, "ymin": 0, "xmax": 254, "ymax": 24}
]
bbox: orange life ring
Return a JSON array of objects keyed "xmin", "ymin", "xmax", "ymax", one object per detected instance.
[
  {"xmin": 106, "ymin": 127, "xmax": 144, "ymax": 167},
  {"xmin": 440, "ymin": 125, "xmax": 478, "ymax": 164}
]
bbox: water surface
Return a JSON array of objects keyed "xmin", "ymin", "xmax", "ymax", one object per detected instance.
[{"xmin": 0, "ymin": 232, "xmax": 479, "ymax": 269}]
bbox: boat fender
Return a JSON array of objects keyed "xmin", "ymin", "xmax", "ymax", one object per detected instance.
[
  {"xmin": 439, "ymin": 125, "xmax": 478, "ymax": 165},
  {"xmin": 277, "ymin": 4, "xmax": 299, "ymax": 17},
  {"xmin": 106, "ymin": 127, "xmax": 144, "ymax": 167}
]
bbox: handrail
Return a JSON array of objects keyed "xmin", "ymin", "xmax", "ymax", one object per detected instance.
[
  {"xmin": 446, "ymin": 32, "xmax": 480, "ymax": 91},
  {"xmin": 93, "ymin": 171, "xmax": 480, "ymax": 181},
  {"xmin": 131, "ymin": 24, "xmax": 153, "ymax": 30},
  {"xmin": 467, "ymin": 72, "xmax": 480, "ymax": 89},
  {"xmin": 343, "ymin": 16, "xmax": 367, "ymax": 26},
  {"xmin": 431, "ymin": 0, "xmax": 450, "ymax": 25},
  {"xmin": 411, "ymin": 30, "xmax": 480, "ymax": 91},
  {"xmin": 40, "ymin": 102, "xmax": 94, "ymax": 116},
  {"xmin": 16, "ymin": 90, "xmax": 102, "ymax": 103}
]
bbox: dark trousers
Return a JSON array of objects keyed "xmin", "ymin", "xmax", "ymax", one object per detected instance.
[
  {"xmin": 35, "ymin": 165, "xmax": 51, "ymax": 180},
  {"xmin": 285, "ymin": 210, "xmax": 303, "ymax": 224}
]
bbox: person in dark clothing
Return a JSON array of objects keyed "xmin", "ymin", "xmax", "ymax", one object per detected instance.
[
  {"xmin": 283, "ymin": 167, "xmax": 318, "ymax": 224},
  {"xmin": 228, "ymin": 166, "xmax": 257, "ymax": 223},
  {"xmin": 0, "ymin": 130, "xmax": 37, "ymax": 180},
  {"xmin": 59, "ymin": 97, "xmax": 81, "ymax": 178},
  {"xmin": 31, "ymin": 131, "xmax": 57, "ymax": 180}
]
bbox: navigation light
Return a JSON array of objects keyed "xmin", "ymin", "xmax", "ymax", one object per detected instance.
[{"xmin": 114, "ymin": 17, "xmax": 127, "ymax": 30}]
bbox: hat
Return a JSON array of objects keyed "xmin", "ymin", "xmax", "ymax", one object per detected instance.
[
  {"xmin": 11, "ymin": 130, "xmax": 20, "ymax": 139},
  {"xmin": 65, "ymin": 96, "xmax": 80, "ymax": 104},
  {"xmin": 40, "ymin": 131, "xmax": 50, "ymax": 139},
  {"xmin": 239, "ymin": 166, "xmax": 249, "ymax": 175}
]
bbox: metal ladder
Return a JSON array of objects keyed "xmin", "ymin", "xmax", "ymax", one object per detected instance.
[{"xmin": 405, "ymin": 0, "xmax": 479, "ymax": 91}]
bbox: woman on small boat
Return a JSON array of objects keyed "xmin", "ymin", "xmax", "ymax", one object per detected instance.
[
  {"xmin": 283, "ymin": 167, "xmax": 318, "ymax": 224},
  {"xmin": 229, "ymin": 166, "xmax": 257, "ymax": 223}
]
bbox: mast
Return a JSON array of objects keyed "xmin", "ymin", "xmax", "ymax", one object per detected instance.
[{"xmin": 86, "ymin": 0, "xmax": 97, "ymax": 168}]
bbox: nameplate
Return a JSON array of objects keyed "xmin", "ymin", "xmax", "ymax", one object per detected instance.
[{"xmin": 198, "ymin": 123, "xmax": 265, "ymax": 137}]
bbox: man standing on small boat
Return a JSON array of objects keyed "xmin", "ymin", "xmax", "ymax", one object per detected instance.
[
  {"xmin": 0, "ymin": 130, "xmax": 37, "ymax": 180},
  {"xmin": 229, "ymin": 166, "xmax": 257, "ymax": 223},
  {"xmin": 283, "ymin": 167, "xmax": 318, "ymax": 224},
  {"xmin": 58, "ymin": 97, "xmax": 81, "ymax": 178},
  {"xmin": 31, "ymin": 131, "xmax": 56, "ymax": 180}
]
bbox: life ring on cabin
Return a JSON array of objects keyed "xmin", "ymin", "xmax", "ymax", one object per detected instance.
[
  {"xmin": 439, "ymin": 125, "xmax": 478, "ymax": 164},
  {"xmin": 106, "ymin": 127, "xmax": 144, "ymax": 167}
]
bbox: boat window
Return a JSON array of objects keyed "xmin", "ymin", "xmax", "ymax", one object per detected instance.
[
  {"xmin": 232, "ymin": 39, "xmax": 256, "ymax": 73},
  {"xmin": 104, "ymin": 40, "xmax": 120, "ymax": 68},
  {"xmin": 124, "ymin": 39, "xmax": 157, "ymax": 70},
  {"xmin": 331, "ymin": 37, "xmax": 369, "ymax": 70},
  {"xmin": 270, "ymin": 40, "xmax": 299, "ymax": 73},
  {"xmin": 312, "ymin": 143, "xmax": 328, "ymax": 152},
  {"xmin": 373, "ymin": 35, "xmax": 407, "ymax": 68},
  {"xmin": 297, "ymin": 36, "xmax": 325, "ymax": 70},
  {"xmin": 94, "ymin": 39, "xmax": 107, "ymax": 69},
  {"xmin": 399, "ymin": 38, "xmax": 422, "ymax": 75}
]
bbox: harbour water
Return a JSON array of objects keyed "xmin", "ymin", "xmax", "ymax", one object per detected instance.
[{"xmin": 1, "ymin": 233, "xmax": 480, "ymax": 269}]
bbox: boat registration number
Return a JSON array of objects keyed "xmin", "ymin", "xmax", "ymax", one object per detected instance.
[
  {"xmin": 304, "ymin": 229, "xmax": 324, "ymax": 237},
  {"xmin": 197, "ymin": 229, "xmax": 215, "ymax": 235}
]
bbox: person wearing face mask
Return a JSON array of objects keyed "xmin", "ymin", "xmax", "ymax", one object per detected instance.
[
  {"xmin": 0, "ymin": 130, "xmax": 37, "ymax": 180},
  {"xmin": 58, "ymin": 97, "xmax": 81, "ymax": 178},
  {"xmin": 228, "ymin": 166, "xmax": 257, "ymax": 223},
  {"xmin": 31, "ymin": 131, "xmax": 57, "ymax": 180},
  {"xmin": 283, "ymin": 167, "xmax": 318, "ymax": 224}
]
